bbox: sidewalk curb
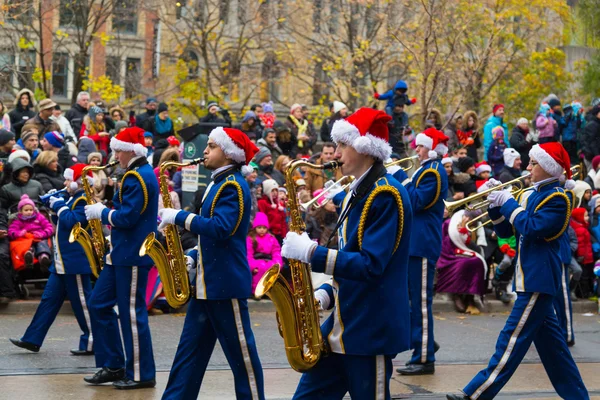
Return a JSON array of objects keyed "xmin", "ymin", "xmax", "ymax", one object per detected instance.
[{"xmin": 1, "ymin": 298, "xmax": 597, "ymax": 316}]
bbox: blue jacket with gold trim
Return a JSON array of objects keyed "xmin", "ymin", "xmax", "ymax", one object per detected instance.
[
  {"xmin": 488, "ymin": 180, "xmax": 570, "ymax": 296},
  {"xmin": 49, "ymin": 190, "xmax": 91, "ymax": 275},
  {"xmin": 174, "ymin": 168, "xmax": 252, "ymax": 300},
  {"xmin": 393, "ymin": 158, "xmax": 448, "ymax": 262},
  {"xmin": 558, "ymin": 189, "xmax": 576, "ymax": 265},
  {"xmin": 100, "ymin": 158, "xmax": 159, "ymax": 267},
  {"xmin": 310, "ymin": 174, "xmax": 413, "ymax": 356}
]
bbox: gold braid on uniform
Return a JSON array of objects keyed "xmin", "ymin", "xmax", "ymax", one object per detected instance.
[
  {"xmin": 210, "ymin": 180, "xmax": 244, "ymax": 236},
  {"xmin": 119, "ymin": 171, "xmax": 148, "ymax": 214},
  {"xmin": 415, "ymin": 167, "xmax": 441, "ymax": 210},
  {"xmin": 534, "ymin": 190, "xmax": 571, "ymax": 242},
  {"xmin": 72, "ymin": 197, "xmax": 90, "ymax": 230},
  {"xmin": 358, "ymin": 185, "xmax": 404, "ymax": 253},
  {"xmin": 564, "ymin": 189, "xmax": 576, "ymax": 212}
]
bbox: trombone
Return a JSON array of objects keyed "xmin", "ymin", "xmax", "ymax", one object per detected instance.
[
  {"xmin": 300, "ymin": 175, "xmax": 355, "ymax": 212},
  {"xmin": 385, "ymin": 155, "xmax": 418, "ymax": 171}
]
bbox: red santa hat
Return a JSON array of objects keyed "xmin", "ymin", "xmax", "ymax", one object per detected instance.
[
  {"xmin": 415, "ymin": 128, "xmax": 449, "ymax": 159},
  {"xmin": 475, "ymin": 161, "xmax": 491, "ymax": 175},
  {"xmin": 330, "ymin": 107, "xmax": 392, "ymax": 160},
  {"xmin": 529, "ymin": 142, "xmax": 573, "ymax": 185},
  {"xmin": 441, "ymin": 155, "xmax": 453, "ymax": 166},
  {"xmin": 209, "ymin": 127, "xmax": 259, "ymax": 173},
  {"xmin": 64, "ymin": 163, "xmax": 93, "ymax": 191},
  {"xmin": 110, "ymin": 126, "xmax": 148, "ymax": 157}
]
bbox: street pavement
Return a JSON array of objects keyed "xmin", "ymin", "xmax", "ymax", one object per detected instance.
[{"xmin": 0, "ymin": 305, "xmax": 599, "ymax": 399}]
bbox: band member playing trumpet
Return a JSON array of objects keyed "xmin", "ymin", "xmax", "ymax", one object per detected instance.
[
  {"xmin": 447, "ymin": 142, "xmax": 589, "ymax": 400},
  {"xmin": 282, "ymin": 108, "xmax": 413, "ymax": 399},
  {"xmin": 157, "ymin": 127, "xmax": 265, "ymax": 400},
  {"xmin": 10, "ymin": 164, "xmax": 94, "ymax": 355},
  {"xmin": 83, "ymin": 127, "xmax": 159, "ymax": 390},
  {"xmin": 391, "ymin": 127, "xmax": 449, "ymax": 376}
]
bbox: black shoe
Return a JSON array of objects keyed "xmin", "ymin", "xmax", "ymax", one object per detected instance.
[
  {"xmin": 38, "ymin": 255, "xmax": 50, "ymax": 273},
  {"xmin": 497, "ymin": 289, "xmax": 511, "ymax": 304},
  {"xmin": 396, "ymin": 362, "xmax": 435, "ymax": 375},
  {"xmin": 9, "ymin": 338, "xmax": 40, "ymax": 353},
  {"xmin": 113, "ymin": 378, "xmax": 156, "ymax": 390},
  {"xmin": 70, "ymin": 348, "xmax": 94, "ymax": 356},
  {"xmin": 24, "ymin": 251, "xmax": 34, "ymax": 268},
  {"xmin": 84, "ymin": 367, "xmax": 125, "ymax": 385},
  {"xmin": 568, "ymin": 340, "xmax": 575, "ymax": 347},
  {"xmin": 446, "ymin": 394, "xmax": 471, "ymax": 400}
]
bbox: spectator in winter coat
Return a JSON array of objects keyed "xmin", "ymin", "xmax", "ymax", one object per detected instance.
[
  {"xmin": 535, "ymin": 103, "xmax": 557, "ymax": 144},
  {"xmin": 33, "ymin": 151, "xmax": 64, "ymax": 193},
  {"xmin": 573, "ymin": 180, "xmax": 592, "ymax": 210},
  {"xmin": 259, "ymin": 102, "xmax": 275, "ymax": 129},
  {"xmin": 81, "ymin": 106, "xmax": 109, "ymax": 159},
  {"xmin": 584, "ymin": 155, "xmax": 600, "ymax": 191},
  {"xmin": 257, "ymin": 179, "xmax": 288, "ymax": 242},
  {"xmin": 444, "ymin": 113, "xmax": 463, "ymax": 150},
  {"xmin": 497, "ymin": 148, "xmax": 522, "ymax": 184},
  {"xmin": 588, "ymin": 195, "xmax": 600, "ymax": 257},
  {"xmin": 149, "ymin": 102, "xmax": 175, "ymax": 141},
  {"xmin": 453, "ymin": 156, "xmax": 479, "ymax": 197},
  {"xmin": 320, "ymin": 101, "xmax": 348, "ymax": 143},
  {"xmin": 238, "ymin": 111, "xmax": 262, "ymax": 142},
  {"xmin": 0, "ymin": 100, "xmax": 11, "ymax": 132},
  {"xmin": 459, "ymin": 111, "xmax": 481, "ymax": 161},
  {"xmin": 40, "ymin": 131, "xmax": 77, "ymax": 171},
  {"xmin": 109, "ymin": 105, "xmax": 126, "ymax": 123},
  {"xmin": 304, "ymin": 143, "xmax": 342, "ymax": 195},
  {"xmin": 483, "ymin": 104, "xmax": 509, "ymax": 161},
  {"xmin": 0, "ymin": 129, "xmax": 16, "ymax": 160},
  {"xmin": 0, "ymin": 158, "xmax": 44, "ymax": 212},
  {"xmin": 509, "ymin": 118, "xmax": 534, "ymax": 169},
  {"xmin": 151, "ymin": 138, "xmax": 170, "ymax": 169},
  {"xmin": 273, "ymin": 119, "xmax": 297, "ymax": 157},
  {"xmin": 65, "ymin": 91, "xmax": 89, "ymax": 138},
  {"xmin": 373, "ymin": 80, "xmax": 416, "ymax": 115},
  {"xmin": 487, "ymin": 126, "xmax": 507, "ymax": 176},
  {"xmin": 16, "ymin": 129, "xmax": 41, "ymax": 163},
  {"xmin": 548, "ymin": 98, "xmax": 566, "ymax": 141},
  {"xmin": 199, "ymin": 101, "xmax": 231, "ymax": 126},
  {"xmin": 246, "ymin": 212, "xmax": 283, "ymax": 294},
  {"xmin": 255, "ymin": 147, "xmax": 285, "ymax": 187},
  {"xmin": 135, "ymin": 97, "xmax": 158, "ymax": 130},
  {"xmin": 570, "ymin": 207, "xmax": 595, "ymax": 298},
  {"xmin": 8, "ymin": 89, "xmax": 37, "ymax": 138},
  {"xmin": 256, "ymin": 128, "xmax": 283, "ymax": 161},
  {"xmin": 580, "ymin": 105, "xmax": 600, "ymax": 172},
  {"xmin": 88, "ymin": 152, "xmax": 113, "ymax": 202},
  {"xmin": 562, "ymin": 102, "xmax": 585, "ymax": 164},
  {"xmin": 425, "ymin": 108, "xmax": 443, "ymax": 130},
  {"xmin": 51, "ymin": 105, "xmax": 76, "ymax": 144},
  {"xmin": 76, "ymin": 136, "xmax": 96, "ymax": 164},
  {"xmin": 285, "ymin": 104, "xmax": 317, "ymax": 156},
  {"xmin": 388, "ymin": 103, "xmax": 410, "ymax": 158},
  {"xmin": 22, "ymin": 99, "xmax": 61, "ymax": 138}
]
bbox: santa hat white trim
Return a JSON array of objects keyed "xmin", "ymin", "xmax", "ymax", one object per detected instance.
[
  {"xmin": 330, "ymin": 119, "xmax": 392, "ymax": 161},
  {"xmin": 209, "ymin": 127, "xmax": 246, "ymax": 164},
  {"xmin": 441, "ymin": 157, "xmax": 453, "ymax": 165},
  {"xmin": 110, "ymin": 137, "xmax": 148, "ymax": 157},
  {"xmin": 529, "ymin": 144, "xmax": 563, "ymax": 178},
  {"xmin": 64, "ymin": 169, "xmax": 74, "ymax": 181},
  {"xmin": 415, "ymin": 133, "xmax": 433, "ymax": 150},
  {"xmin": 475, "ymin": 164, "xmax": 492, "ymax": 175}
]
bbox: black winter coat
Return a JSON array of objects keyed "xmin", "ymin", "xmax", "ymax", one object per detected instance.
[
  {"xmin": 497, "ymin": 165, "xmax": 521, "ymax": 184},
  {"xmin": 33, "ymin": 164, "xmax": 65, "ymax": 193},
  {"xmin": 509, "ymin": 126, "xmax": 532, "ymax": 169},
  {"xmin": 581, "ymin": 116, "xmax": 600, "ymax": 162},
  {"xmin": 65, "ymin": 104, "xmax": 88, "ymax": 138},
  {"xmin": 58, "ymin": 147, "xmax": 77, "ymax": 171},
  {"xmin": 9, "ymin": 106, "xmax": 36, "ymax": 139}
]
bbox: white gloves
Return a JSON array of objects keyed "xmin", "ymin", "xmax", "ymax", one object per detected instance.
[
  {"xmin": 281, "ymin": 232, "xmax": 318, "ymax": 263},
  {"xmin": 48, "ymin": 196, "xmax": 62, "ymax": 208},
  {"xmin": 158, "ymin": 208, "xmax": 181, "ymax": 230},
  {"xmin": 479, "ymin": 178, "xmax": 502, "ymax": 193},
  {"xmin": 314, "ymin": 289, "xmax": 330, "ymax": 310},
  {"xmin": 387, "ymin": 165, "xmax": 401, "ymax": 175},
  {"xmin": 185, "ymin": 255, "xmax": 195, "ymax": 272},
  {"xmin": 47, "ymin": 188, "xmax": 58, "ymax": 195},
  {"xmin": 487, "ymin": 189, "xmax": 513, "ymax": 208},
  {"xmin": 85, "ymin": 202, "xmax": 106, "ymax": 220},
  {"xmin": 324, "ymin": 180, "xmax": 344, "ymax": 200}
]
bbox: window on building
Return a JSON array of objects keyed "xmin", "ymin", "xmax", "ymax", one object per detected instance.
[
  {"xmin": 52, "ymin": 53, "xmax": 69, "ymax": 97},
  {"xmin": 261, "ymin": 53, "xmax": 280, "ymax": 102},
  {"xmin": 113, "ymin": 0, "xmax": 138, "ymax": 34},
  {"xmin": 0, "ymin": 53, "xmax": 15, "ymax": 94},
  {"xmin": 59, "ymin": 0, "xmax": 85, "ymax": 28},
  {"xmin": 124, "ymin": 58, "xmax": 141, "ymax": 98},
  {"xmin": 17, "ymin": 51, "xmax": 35, "ymax": 91},
  {"xmin": 312, "ymin": 62, "xmax": 330, "ymax": 105},
  {"xmin": 5, "ymin": 0, "xmax": 34, "ymax": 23},
  {"xmin": 106, "ymin": 56, "xmax": 121, "ymax": 85}
]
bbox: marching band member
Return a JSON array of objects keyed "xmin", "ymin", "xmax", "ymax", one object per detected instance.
[
  {"xmin": 282, "ymin": 108, "xmax": 413, "ymax": 399},
  {"xmin": 391, "ymin": 127, "xmax": 449, "ymax": 375},
  {"xmin": 10, "ymin": 164, "xmax": 94, "ymax": 355},
  {"xmin": 157, "ymin": 127, "xmax": 265, "ymax": 400},
  {"xmin": 447, "ymin": 142, "xmax": 589, "ymax": 400},
  {"xmin": 83, "ymin": 127, "xmax": 159, "ymax": 390}
]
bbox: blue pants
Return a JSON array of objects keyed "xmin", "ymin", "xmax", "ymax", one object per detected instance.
[
  {"xmin": 463, "ymin": 292, "xmax": 589, "ymax": 400},
  {"xmin": 22, "ymin": 272, "xmax": 93, "ymax": 351},
  {"xmin": 553, "ymin": 264, "xmax": 574, "ymax": 343},
  {"xmin": 89, "ymin": 265, "xmax": 155, "ymax": 382},
  {"xmin": 162, "ymin": 298, "xmax": 264, "ymax": 400},
  {"xmin": 408, "ymin": 256, "xmax": 435, "ymax": 364},
  {"xmin": 293, "ymin": 353, "xmax": 393, "ymax": 400}
]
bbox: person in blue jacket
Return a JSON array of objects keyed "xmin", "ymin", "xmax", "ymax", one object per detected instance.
[
  {"xmin": 157, "ymin": 127, "xmax": 265, "ymax": 400},
  {"xmin": 281, "ymin": 107, "xmax": 413, "ymax": 399},
  {"xmin": 447, "ymin": 142, "xmax": 589, "ymax": 400},
  {"xmin": 483, "ymin": 104, "xmax": 509, "ymax": 161},
  {"xmin": 83, "ymin": 126, "xmax": 159, "ymax": 390},
  {"xmin": 392, "ymin": 127, "xmax": 449, "ymax": 376},
  {"xmin": 562, "ymin": 101, "xmax": 586, "ymax": 165},
  {"xmin": 374, "ymin": 80, "xmax": 416, "ymax": 115},
  {"xmin": 10, "ymin": 163, "xmax": 95, "ymax": 355}
]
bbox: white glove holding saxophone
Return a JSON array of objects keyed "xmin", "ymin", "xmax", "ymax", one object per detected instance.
[
  {"xmin": 281, "ymin": 232, "xmax": 318, "ymax": 263},
  {"xmin": 85, "ymin": 203, "xmax": 106, "ymax": 220},
  {"xmin": 158, "ymin": 208, "xmax": 181, "ymax": 230}
]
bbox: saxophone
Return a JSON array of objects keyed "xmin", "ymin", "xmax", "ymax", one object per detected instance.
[
  {"xmin": 139, "ymin": 158, "xmax": 205, "ymax": 309},
  {"xmin": 69, "ymin": 161, "xmax": 118, "ymax": 278},
  {"xmin": 255, "ymin": 159, "xmax": 342, "ymax": 372}
]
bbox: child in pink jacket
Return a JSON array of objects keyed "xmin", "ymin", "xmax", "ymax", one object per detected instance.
[
  {"xmin": 8, "ymin": 194, "xmax": 53, "ymax": 269},
  {"xmin": 247, "ymin": 212, "xmax": 283, "ymax": 295}
]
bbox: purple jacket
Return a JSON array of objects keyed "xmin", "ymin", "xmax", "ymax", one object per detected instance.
[{"xmin": 8, "ymin": 212, "xmax": 54, "ymax": 240}]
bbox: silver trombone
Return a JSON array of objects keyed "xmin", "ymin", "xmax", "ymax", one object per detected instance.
[{"xmin": 300, "ymin": 175, "xmax": 355, "ymax": 212}]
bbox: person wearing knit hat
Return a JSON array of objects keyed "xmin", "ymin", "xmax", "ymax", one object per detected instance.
[
  {"xmin": 282, "ymin": 107, "xmax": 414, "ymax": 395},
  {"xmin": 332, "ymin": 101, "xmax": 348, "ymax": 116},
  {"xmin": 0, "ymin": 129, "xmax": 15, "ymax": 158},
  {"xmin": 166, "ymin": 135, "xmax": 180, "ymax": 148},
  {"xmin": 8, "ymin": 149, "xmax": 31, "ymax": 164},
  {"xmin": 41, "ymin": 131, "xmax": 64, "ymax": 150},
  {"xmin": 483, "ymin": 103, "xmax": 508, "ymax": 162},
  {"xmin": 153, "ymin": 103, "xmax": 174, "ymax": 140},
  {"xmin": 10, "ymin": 163, "xmax": 98, "ymax": 356},
  {"xmin": 487, "ymin": 125, "xmax": 508, "ymax": 176},
  {"xmin": 82, "ymin": 124, "xmax": 159, "ymax": 389},
  {"xmin": 451, "ymin": 142, "xmax": 590, "ymax": 400},
  {"xmin": 496, "ymin": 148, "xmax": 522, "ymax": 184},
  {"xmin": 156, "ymin": 126, "xmax": 265, "ymax": 399}
]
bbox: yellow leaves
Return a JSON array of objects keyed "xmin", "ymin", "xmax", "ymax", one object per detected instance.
[
  {"xmin": 32, "ymin": 67, "xmax": 50, "ymax": 84},
  {"xmin": 93, "ymin": 31, "xmax": 114, "ymax": 47},
  {"xmin": 82, "ymin": 75, "xmax": 124, "ymax": 103},
  {"xmin": 55, "ymin": 30, "xmax": 69, "ymax": 39},
  {"xmin": 18, "ymin": 37, "xmax": 34, "ymax": 50}
]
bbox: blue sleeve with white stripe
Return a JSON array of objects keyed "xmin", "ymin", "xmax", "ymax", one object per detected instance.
[
  {"xmin": 52, "ymin": 199, "xmax": 87, "ymax": 230},
  {"xmin": 100, "ymin": 179, "xmax": 145, "ymax": 228},
  {"xmin": 174, "ymin": 185, "xmax": 241, "ymax": 240},
  {"xmin": 500, "ymin": 196, "xmax": 568, "ymax": 240},
  {"xmin": 310, "ymin": 193, "xmax": 400, "ymax": 281},
  {"xmin": 488, "ymin": 206, "xmax": 513, "ymax": 239}
]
